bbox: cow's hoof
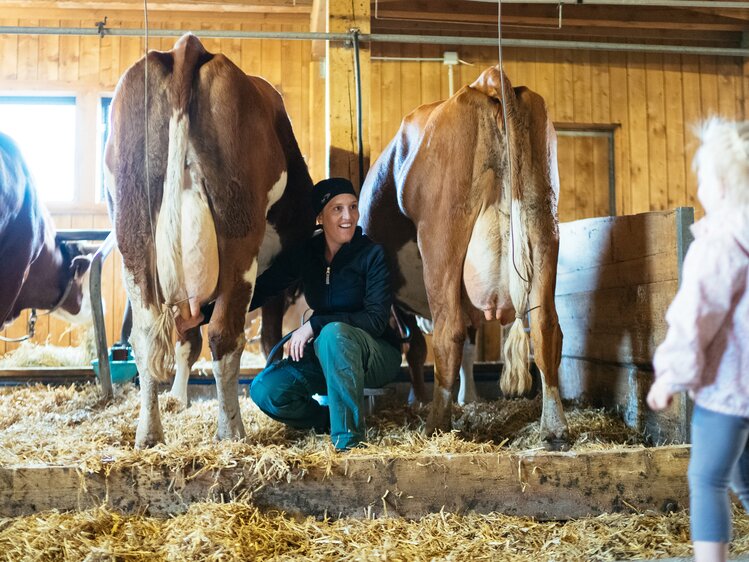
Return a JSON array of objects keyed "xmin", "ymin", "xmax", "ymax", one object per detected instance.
[
  {"xmin": 543, "ymin": 437, "xmax": 571, "ymax": 452},
  {"xmin": 542, "ymin": 429, "xmax": 570, "ymax": 451},
  {"xmin": 214, "ymin": 424, "xmax": 247, "ymax": 442},
  {"xmin": 164, "ymin": 393, "xmax": 187, "ymax": 412},
  {"xmin": 135, "ymin": 430, "xmax": 165, "ymax": 449},
  {"xmin": 407, "ymin": 388, "xmax": 429, "ymax": 407},
  {"xmin": 425, "ymin": 413, "xmax": 452, "ymax": 435}
]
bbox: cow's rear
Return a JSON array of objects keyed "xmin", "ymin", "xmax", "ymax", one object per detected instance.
[
  {"xmin": 359, "ymin": 66, "xmax": 568, "ymax": 444},
  {"xmin": 106, "ymin": 34, "xmax": 314, "ymax": 448}
]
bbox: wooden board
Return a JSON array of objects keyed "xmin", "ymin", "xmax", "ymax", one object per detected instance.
[
  {"xmin": 556, "ymin": 209, "xmax": 694, "ymax": 442},
  {"xmin": 559, "ymin": 357, "xmax": 689, "ymax": 444},
  {"xmin": 0, "ymin": 446, "xmax": 690, "ymax": 520}
]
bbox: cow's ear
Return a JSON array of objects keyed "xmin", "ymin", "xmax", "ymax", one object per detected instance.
[{"xmin": 70, "ymin": 255, "xmax": 92, "ymax": 278}]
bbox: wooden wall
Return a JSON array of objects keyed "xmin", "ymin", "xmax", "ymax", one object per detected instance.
[
  {"xmin": 369, "ymin": 44, "xmax": 748, "ymax": 220},
  {"xmin": 0, "ymin": 16, "xmax": 325, "ymax": 356},
  {"xmin": 555, "ymin": 208, "xmax": 694, "ymax": 443},
  {"xmin": 1, "ymin": 17, "xmax": 747, "ymax": 363}
]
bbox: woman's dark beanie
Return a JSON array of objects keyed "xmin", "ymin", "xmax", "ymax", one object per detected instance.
[{"xmin": 312, "ymin": 177, "xmax": 357, "ymax": 215}]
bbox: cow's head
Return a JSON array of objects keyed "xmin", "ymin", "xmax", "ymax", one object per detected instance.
[{"xmin": 50, "ymin": 241, "xmax": 94, "ymax": 325}]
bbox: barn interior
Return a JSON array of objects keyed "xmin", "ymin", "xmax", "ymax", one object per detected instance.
[{"xmin": 0, "ymin": 1, "xmax": 748, "ymax": 560}]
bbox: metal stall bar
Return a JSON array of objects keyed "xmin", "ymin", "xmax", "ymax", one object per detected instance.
[
  {"xmin": 55, "ymin": 229, "xmax": 111, "ymax": 242},
  {"xmin": 88, "ymin": 231, "xmax": 117, "ymax": 400},
  {"xmin": 55, "ymin": 229, "xmax": 116, "ymax": 395},
  {"xmin": 0, "ymin": 27, "xmax": 746, "ymax": 57}
]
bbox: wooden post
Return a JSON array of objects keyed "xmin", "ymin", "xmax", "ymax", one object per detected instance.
[{"xmin": 326, "ymin": 0, "xmax": 370, "ymax": 188}]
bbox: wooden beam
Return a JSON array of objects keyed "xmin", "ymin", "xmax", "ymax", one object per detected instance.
[
  {"xmin": 0, "ymin": 447, "xmax": 690, "ymax": 519},
  {"xmin": 310, "ymin": 0, "xmax": 326, "ymax": 59},
  {"xmin": 0, "ymin": 10, "xmax": 310, "ymax": 26},
  {"xmin": 326, "ymin": 0, "xmax": 370, "ymax": 186},
  {"xmin": 372, "ymin": 19, "xmax": 742, "ymax": 48},
  {"xmin": 374, "ymin": 2, "xmax": 749, "ymax": 32},
  {"xmin": 2, "ymin": 1, "xmax": 312, "ymax": 14}
]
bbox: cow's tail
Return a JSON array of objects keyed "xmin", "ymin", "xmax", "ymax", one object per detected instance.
[
  {"xmin": 501, "ymin": 200, "xmax": 533, "ymax": 397},
  {"xmin": 149, "ymin": 34, "xmax": 206, "ymax": 382},
  {"xmin": 500, "ymin": 76, "xmax": 533, "ymax": 397}
]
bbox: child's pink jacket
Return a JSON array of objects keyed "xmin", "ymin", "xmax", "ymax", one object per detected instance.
[{"xmin": 652, "ymin": 211, "xmax": 749, "ymax": 418}]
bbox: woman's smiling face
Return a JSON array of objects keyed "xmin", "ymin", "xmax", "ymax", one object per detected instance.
[{"xmin": 319, "ymin": 193, "xmax": 359, "ymax": 247}]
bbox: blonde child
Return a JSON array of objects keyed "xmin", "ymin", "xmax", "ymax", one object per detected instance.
[{"xmin": 648, "ymin": 118, "xmax": 749, "ymax": 562}]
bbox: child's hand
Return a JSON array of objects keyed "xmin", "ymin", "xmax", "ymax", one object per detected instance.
[{"xmin": 647, "ymin": 381, "xmax": 675, "ymax": 411}]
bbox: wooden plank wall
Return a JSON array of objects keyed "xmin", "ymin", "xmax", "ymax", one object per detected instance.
[
  {"xmin": 369, "ymin": 45, "xmax": 747, "ymax": 219},
  {"xmin": 555, "ymin": 208, "xmax": 694, "ymax": 443},
  {"xmin": 0, "ymin": 17, "xmax": 325, "ymax": 357},
  {"xmin": 1, "ymin": 21, "xmax": 746, "ymax": 364}
]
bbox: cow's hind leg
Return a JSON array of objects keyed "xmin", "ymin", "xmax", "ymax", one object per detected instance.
[
  {"xmin": 207, "ymin": 270, "xmax": 252, "ymax": 441},
  {"xmin": 530, "ymin": 301, "xmax": 568, "ymax": 448},
  {"xmin": 125, "ymin": 275, "xmax": 165, "ymax": 448},
  {"xmin": 169, "ymin": 326, "xmax": 202, "ymax": 406},
  {"xmin": 426, "ymin": 307, "xmax": 465, "ymax": 434}
]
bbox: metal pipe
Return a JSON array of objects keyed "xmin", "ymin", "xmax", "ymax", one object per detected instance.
[
  {"xmin": 0, "ymin": 27, "xmax": 352, "ymax": 40},
  {"xmin": 0, "ymin": 26, "xmax": 746, "ymax": 57},
  {"xmin": 364, "ymin": 33, "xmax": 749, "ymax": 57},
  {"xmin": 352, "ymin": 29, "xmax": 365, "ymax": 190},
  {"xmin": 55, "ymin": 229, "xmax": 111, "ymax": 242},
  {"xmin": 465, "ymin": 0, "xmax": 749, "ymax": 6},
  {"xmin": 371, "ymin": 56, "xmax": 444, "ymax": 62},
  {"xmin": 90, "ymin": 230, "xmax": 117, "ymax": 401}
]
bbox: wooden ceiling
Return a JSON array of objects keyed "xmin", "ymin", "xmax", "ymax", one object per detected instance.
[
  {"xmin": 373, "ymin": 1, "xmax": 749, "ymax": 51},
  {"xmin": 2, "ymin": 0, "xmax": 748, "ymax": 52}
]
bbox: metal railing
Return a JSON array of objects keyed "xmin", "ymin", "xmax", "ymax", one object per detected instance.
[{"xmin": 57, "ymin": 229, "xmax": 116, "ymax": 400}]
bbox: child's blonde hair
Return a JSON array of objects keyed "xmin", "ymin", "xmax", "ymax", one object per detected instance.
[{"xmin": 693, "ymin": 118, "xmax": 749, "ymax": 207}]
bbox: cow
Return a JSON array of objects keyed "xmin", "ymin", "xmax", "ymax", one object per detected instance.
[
  {"xmin": 0, "ymin": 132, "xmax": 92, "ymax": 333},
  {"xmin": 104, "ymin": 34, "xmax": 315, "ymax": 448},
  {"xmin": 359, "ymin": 65, "xmax": 568, "ymax": 445}
]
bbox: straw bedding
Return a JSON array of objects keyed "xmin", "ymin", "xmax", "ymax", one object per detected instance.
[
  {"xmin": 0, "ymin": 501, "xmax": 747, "ymax": 561},
  {"xmin": 0, "ymin": 383, "xmax": 645, "ymax": 477},
  {"xmin": 2, "ymin": 383, "xmax": 746, "ymax": 561},
  {"xmin": 0, "ymin": 328, "xmax": 96, "ymax": 368}
]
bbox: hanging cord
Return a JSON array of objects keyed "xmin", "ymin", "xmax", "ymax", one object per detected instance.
[
  {"xmin": 142, "ymin": 0, "xmax": 163, "ymax": 311},
  {"xmin": 143, "ymin": 1, "xmax": 155, "ymax": 302},
  {"xmin": 497, "ymin": 0, "xmax": 529, "ymax": 285}
]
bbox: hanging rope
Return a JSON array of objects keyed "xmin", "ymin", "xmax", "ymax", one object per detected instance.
[
  {"xmin": 142, "ymin": 0, "xmax": 162, "ymax": 310},
  {"xmin": 497, "ymin": 0, "xmax": 529, "ymax": 285}
]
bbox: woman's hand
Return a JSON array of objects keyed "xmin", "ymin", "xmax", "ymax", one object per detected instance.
[
  {"xmin": 647, "ymin": 380, "xmax": 675, "ymax": 411},
  {"xmin": 286, "ymin": 321, "xmax": 314, "ymax": 362}
]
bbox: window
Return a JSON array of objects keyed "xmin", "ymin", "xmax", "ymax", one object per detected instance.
[
  {"xmin": 0, "ymin": 96, "xmax": 77, "ymax": 203},
  {"xmin": 97, "ymin": 96, "xmax": 112, "ymax": 202},
  {"xmin": 555, "ymin": 126, "xmax": 616, "ymax": 222}
]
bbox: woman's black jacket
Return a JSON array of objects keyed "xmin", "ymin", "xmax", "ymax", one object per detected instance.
[{"xmin": 250, "ymin": 226, "xmax": 399, "ymax": 348}]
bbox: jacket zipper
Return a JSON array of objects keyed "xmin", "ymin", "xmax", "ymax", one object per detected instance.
[{"xmin": 325, "ymin": 266, "xmax": 331, "ymax": 285}]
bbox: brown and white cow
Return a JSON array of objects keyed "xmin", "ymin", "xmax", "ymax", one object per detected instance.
[
  {"xmin": 359, "ymin": 66, "xmax": 568, "ymax": 444},
  {"xmin": 0, "ymin": 132, "xmax": 92, "ymax": 332},
  {"xmin": 105, "ymin": 34, "xmax": 315, "ymax": 448}
]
